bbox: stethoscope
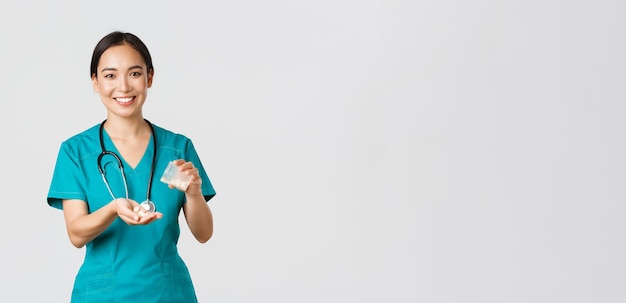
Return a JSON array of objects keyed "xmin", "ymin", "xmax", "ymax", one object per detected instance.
[{"xmin": 97, "ymin": 119, "xmax": 157, "ymax": 213}]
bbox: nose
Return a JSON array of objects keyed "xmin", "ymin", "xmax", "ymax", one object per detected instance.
[{"xmin": 118, "ymin": 76, "xmax": 130, "ymax": 92}]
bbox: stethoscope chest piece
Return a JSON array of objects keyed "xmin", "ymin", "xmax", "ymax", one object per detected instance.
[{"xmin": 140, "ymin": 200, "xmax": 156, "ymax": 213}]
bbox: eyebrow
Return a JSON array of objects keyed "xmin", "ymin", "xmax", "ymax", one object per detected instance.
[{"xmin": 100, "ymin": 65, "xmax": 144, "ymax": 73}]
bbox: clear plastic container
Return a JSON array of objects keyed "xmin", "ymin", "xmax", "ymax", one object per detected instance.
[{"xmin": 160, "ymin": 161, "xmax": 193, "ymax": 191}]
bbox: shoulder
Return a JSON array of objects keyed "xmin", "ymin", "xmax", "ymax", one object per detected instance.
[
  {"xmin": 59, "ymin": 124, "xmax": 101, "ymax": 154},
  {"xmin": 52, "ymin": 124, "xmax": 100, "ymax": 161},
  {"xmin": 151, "ymin": 123, "xmax": 191, "ymax": 141},
  {"xmin": 150, "ymin": 122, "xmax": 195, "ymax": 149}
]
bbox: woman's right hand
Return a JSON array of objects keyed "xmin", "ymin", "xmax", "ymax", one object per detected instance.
[{"xmin": 114, "ymin": 198, "xmax": 163, "ymax": 225}]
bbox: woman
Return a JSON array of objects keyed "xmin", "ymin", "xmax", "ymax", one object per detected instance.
[{"xmin": 47, "ymin": 31, "xmax": 216, "ymax": 302}]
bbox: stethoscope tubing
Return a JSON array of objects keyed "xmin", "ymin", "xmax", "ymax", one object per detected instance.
[{"xmin": 97, "ymin": 119, "xmax": 157, "ymax": 205}]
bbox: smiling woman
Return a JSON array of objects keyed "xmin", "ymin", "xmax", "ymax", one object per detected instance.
[
  {"xmin": 46, "ymin": 31, "xmax": 217, "ymax": 302},
  {"xmin": 90, "ymin": 33, "xmax": 154, "ymax": 124}
]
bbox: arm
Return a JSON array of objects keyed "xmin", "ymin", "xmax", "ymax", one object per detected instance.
[
  {"xmin": 175, "ymin": 159, "xmax": 214, "ymax": 243},
  {"xmin": 62, "ymin": 198, "xmax": 163, "ymax": 248},
  {"xmin": 62, "ymin": 199, "xmax": 118, "ymax": 248},
  {"xmin": 183, "ymin": 191, "xmax": 214, "ymax": 243}
]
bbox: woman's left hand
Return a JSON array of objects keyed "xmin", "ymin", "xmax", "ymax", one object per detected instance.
[{"xmin": 170, "ymin": 159, "xmax": 203, "ymax": 195}]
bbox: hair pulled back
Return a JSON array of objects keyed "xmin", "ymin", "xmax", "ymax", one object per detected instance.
[{"xmin": 90, "ymin": 31, "xmax": 154, "ymax": 77}]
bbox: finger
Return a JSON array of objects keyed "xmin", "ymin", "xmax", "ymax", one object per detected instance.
[
  {"xmin": 138, "ymin": 212, "xmax": 162, "ymax": 224},
  {"xmin": 177, "ymin": 161, "xmax": 193, "ymax": 172},
  {"xmin": 120, "ymin": 206, "xmax": 140, "ymax": 222},
  {"xmin": 138, "ymin": 215, "xmax": 155, "ymax": 224},
  {"xmin": 193, "ymin": 168, "xmax": 202, "ymax": 180},
  {"xmin": 189, "ymin": 173, "xmax": 202, "ymax": 185},
  {"xmin": 184, "ymin": 167, "xmax": 198, "ymax": 177},
  {"xmin": 120, "ymin": 213, "xmax": 140, "ymax": 224}
]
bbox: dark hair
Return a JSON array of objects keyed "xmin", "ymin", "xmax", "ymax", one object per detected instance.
[{"xmin": 90, "ymin": 31, "xmax": 154, "ymax": 77}]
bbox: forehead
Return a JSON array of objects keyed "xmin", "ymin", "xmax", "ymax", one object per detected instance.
[{"xmin": 98, "ymin": 44, "xmax": 145, "ymax": 69}]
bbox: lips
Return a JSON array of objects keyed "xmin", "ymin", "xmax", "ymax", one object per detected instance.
[{"xmin": 114, "ymin": 97, "xmax": 135, "ymax": 104}]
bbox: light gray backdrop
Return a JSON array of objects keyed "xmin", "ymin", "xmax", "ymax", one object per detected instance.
[{"xmin": 1, "ymin": 0, "xmax": 625, "ymax": 302}]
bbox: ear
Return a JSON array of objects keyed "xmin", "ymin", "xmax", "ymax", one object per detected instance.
[
  {"xmin": 91, "ymin": 73, "xmax": 99, "ymax": 93},
  {"xmin": 146, "ymin": 69, "xmax": 154, "ymax": 88}
]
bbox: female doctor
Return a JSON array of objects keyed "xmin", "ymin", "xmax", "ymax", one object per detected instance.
[{"xmin": 47, "ymin": 31, "xmax": 216, "ymax": 302}]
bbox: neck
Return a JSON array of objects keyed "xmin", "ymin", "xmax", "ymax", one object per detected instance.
[{"xmin": 103, "ymin": 116, "xmax": 150, "ymax": 140}]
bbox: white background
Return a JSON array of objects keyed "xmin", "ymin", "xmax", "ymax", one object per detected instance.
[{"xmin": 1, "ymin": 1, "xmax": 625, "ymax": 302}]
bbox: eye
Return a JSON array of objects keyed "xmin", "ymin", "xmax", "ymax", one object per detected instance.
[
  {"xmin": 103, "ymin": 74, "xmax": 115, "ymax": 79},
  {"xmin": 130, "ymin": 71, "xmax": 142, "ymax": 77}
]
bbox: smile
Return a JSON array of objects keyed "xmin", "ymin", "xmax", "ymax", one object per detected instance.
[{"xmin": 115, "ymin": 97, "xmax": 135, "ymax": 103}]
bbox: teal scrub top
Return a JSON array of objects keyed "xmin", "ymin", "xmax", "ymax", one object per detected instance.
[{"xmin": 47, "ymin": 122, "xmax": 216, "ymax": 303}]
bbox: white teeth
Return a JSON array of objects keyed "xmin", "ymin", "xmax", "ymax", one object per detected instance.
[{"xmin": 116, "ymin": 97, "xmax": 133, "ymax": 103}]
